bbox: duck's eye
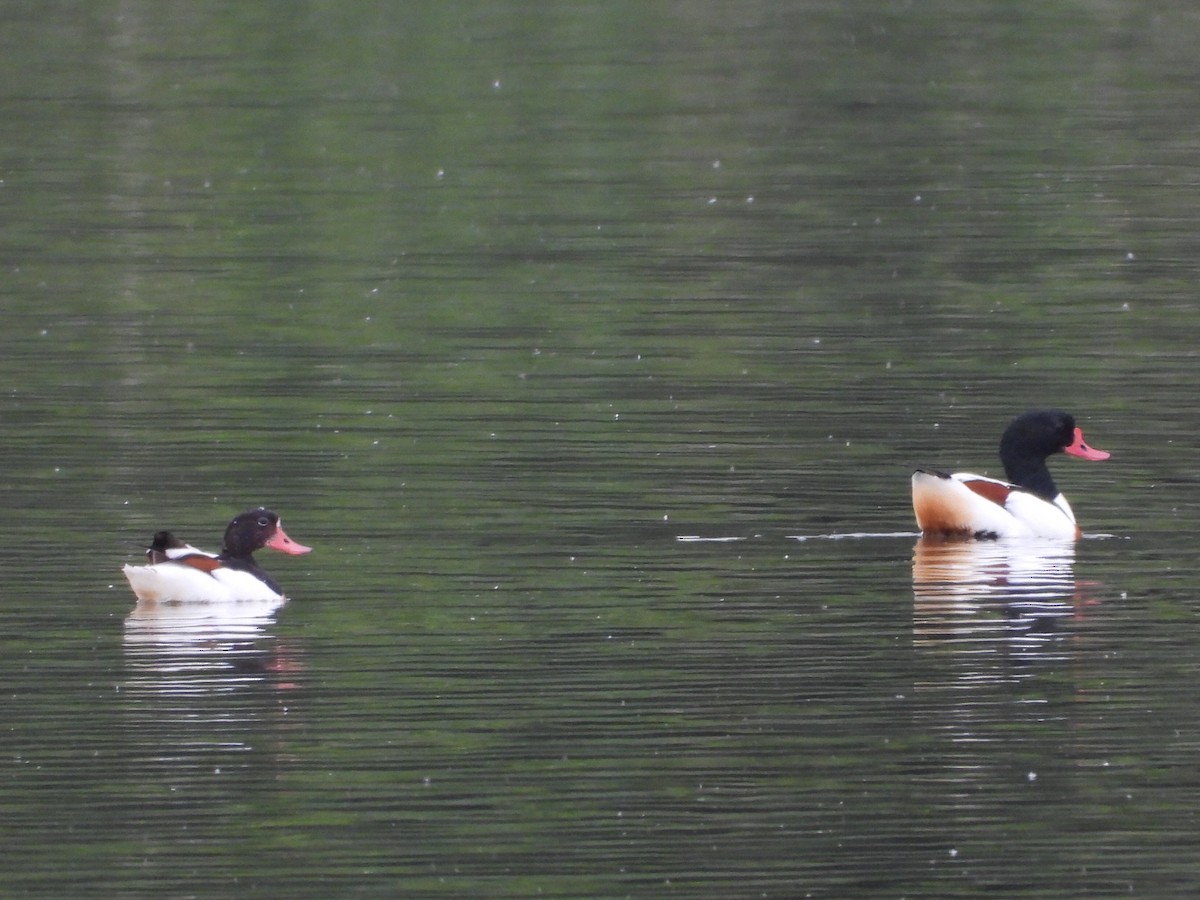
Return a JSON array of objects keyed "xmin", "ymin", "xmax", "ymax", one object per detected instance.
[{"xmin": 257, "ymin": 517, "xmax": 270, "ymax": 527}]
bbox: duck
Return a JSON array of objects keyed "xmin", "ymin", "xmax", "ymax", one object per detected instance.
[
  {"xmin": 911, "ymin": 409, "xmax": 1109, "ymax": 540},
  {"xmin": 123, "ymin": 508, "xmax": 312, "ymax": 602}
]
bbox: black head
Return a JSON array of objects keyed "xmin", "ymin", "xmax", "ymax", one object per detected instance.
[
  {"xmin": 220, "ymin": 507, "xmax": 312, "ymax": 560},
  {"xmin": 999, "ymin": 410, "xmax": 1077, "ymax": 461},
  {"xmin": 998, "ymin": 409, "xmax": 1108, "ymax": 498},
  {"xmin": 221, "ymin": 508, "xmax": 283, "ymax": 558}
]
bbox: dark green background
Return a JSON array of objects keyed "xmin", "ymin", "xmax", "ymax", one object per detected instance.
[{"xmin": 1, "ymin": 2, "xmax": 1197, "ymax": 896}]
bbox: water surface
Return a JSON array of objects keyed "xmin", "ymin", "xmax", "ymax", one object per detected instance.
[{"xmin": 3, "ymin": 1, "xmax": 1200, "ymax": 897}]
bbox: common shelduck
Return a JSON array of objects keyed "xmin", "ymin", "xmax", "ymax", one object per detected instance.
[
  {"xmin": 912, "ymin": 410, "xmax": 1109, "ymax": 540},
  {"xmin": 123, "ymin": 508, "xmax": 312, "ymax": 602}
]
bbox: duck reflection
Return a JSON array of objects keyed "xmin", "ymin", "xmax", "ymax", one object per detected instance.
[
  {"xmin": 122, "ymin": 598, "xmax": 304, "ymax": 772},
  {"xmin": 909, "ymin": 537, "xmax": 1109, "ymax": 832},
  {"xmin": 123, "ymin": 597, "xmax": 302, "ymax": 692},
  {"xmin": 912, "ymin": 536, "xmax": 1088, "ymax": 644}
]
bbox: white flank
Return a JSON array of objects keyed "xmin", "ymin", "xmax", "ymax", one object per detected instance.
[
  {"xmin": 912, "ymin": 471, "xmax": 1079, "ymax": 540},
  {"xmin": 122, "ymin": 563, "xmax": 283, "ymax": 603}
]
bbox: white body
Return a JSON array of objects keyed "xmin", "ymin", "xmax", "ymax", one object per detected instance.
[
  {"xmin": 911, "ymin": 471, "xmax": 1080, "ymax": 540},
  {"xmin": 122, "ymin": 563, "xmax": 284, "ymax": 603}
]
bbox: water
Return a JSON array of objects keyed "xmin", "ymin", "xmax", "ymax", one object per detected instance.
[{"xmin": 3, "ymin": 1, "xmax": 1200, "ymax": 896}]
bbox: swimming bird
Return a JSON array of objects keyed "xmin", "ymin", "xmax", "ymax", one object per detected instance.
[
  {"xmin": 911, "ymin": 410, "xmax": 1109, "ymax": 540},
  {"xmin": 123, "ymin": 508, "xmax": 312, "ymax": 602}
]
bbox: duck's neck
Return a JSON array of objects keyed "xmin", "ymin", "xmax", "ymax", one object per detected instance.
[{"xmin": 1003, "ymin": 457, "xmax": 1059, "ymax": 501}]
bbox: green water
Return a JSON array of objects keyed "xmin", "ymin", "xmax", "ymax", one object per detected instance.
[{"xmin": 2, "ymin": 2, "xmax": 1199, "ymax": 897}]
